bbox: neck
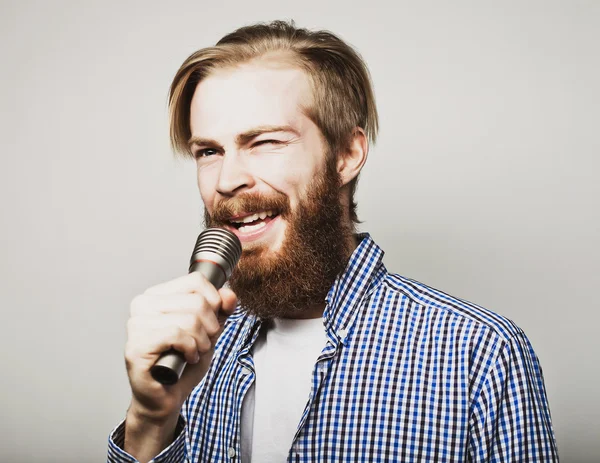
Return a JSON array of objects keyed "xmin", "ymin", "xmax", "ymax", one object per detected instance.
[{"xmin": 285, "ymin": 303, "xmax": 325, "ymax": 319}]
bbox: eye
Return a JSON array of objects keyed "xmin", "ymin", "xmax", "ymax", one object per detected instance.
[
  {"xmin": 252, "ymin": 139, "xmax": 283, "ymax": 148},
  {"xmin": 193, "ymin": 148, "xmax": 219, "ymax": 159}
]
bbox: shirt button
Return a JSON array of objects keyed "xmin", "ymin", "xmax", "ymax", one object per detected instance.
[
  {"xmin": 241, "ymin": 367, "xmax": 251, "ymax": 376},
  {"xmin": 228, "ymin": 447, "xmax": 236, "ymax": 458},
  {"xmin": 338, "ymin": 328, "xmax": 348, "ymax": 340}
]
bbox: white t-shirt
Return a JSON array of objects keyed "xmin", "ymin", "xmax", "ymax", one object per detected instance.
[{"xmin": 240, "ymin": 317, "xmax": 326, "ymax": 462}]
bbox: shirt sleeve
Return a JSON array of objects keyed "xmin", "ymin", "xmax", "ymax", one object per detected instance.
[
  {"xmin": 468, "ymin": 329, "xmax": 559, "ymax": 462},
  {"xmin": 107, "ymin": 415, "xmax": 187, "ymax": 463}
]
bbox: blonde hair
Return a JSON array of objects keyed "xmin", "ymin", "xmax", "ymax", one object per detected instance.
[{"xmin": 169, "ymin": 20, "xmax": 378, "ymax": 223}]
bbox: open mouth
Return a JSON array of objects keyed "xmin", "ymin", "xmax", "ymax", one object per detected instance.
[{"xmin": 228, "ymin": 209, "xmax": 280, "ymax": 234}]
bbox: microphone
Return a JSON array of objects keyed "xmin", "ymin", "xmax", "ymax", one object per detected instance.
[{"xmin": 150, "ymin": 228, "xmax": 242, "ymax": 385}]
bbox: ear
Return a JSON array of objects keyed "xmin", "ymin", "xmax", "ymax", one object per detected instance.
[{"xmin": 337, "ymin": 127, "xmax": 368, "ymax": 187}]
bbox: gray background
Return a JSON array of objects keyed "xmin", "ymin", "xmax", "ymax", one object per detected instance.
[{"xmin": 1, "ymin": 0, "xmax": 598, "ymax": 461}]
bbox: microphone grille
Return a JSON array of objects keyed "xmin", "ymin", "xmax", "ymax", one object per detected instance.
[{"xmin": 189, "ymin": 228, "xmax": 242, "ymax": 274}]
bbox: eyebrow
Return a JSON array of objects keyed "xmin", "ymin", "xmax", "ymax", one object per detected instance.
[{"xmin": 188, "ymin": 125, "xmax": 300, "ymax": 150}]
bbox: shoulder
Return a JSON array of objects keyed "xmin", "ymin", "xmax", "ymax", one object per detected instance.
[
  {"xmin": 380, "ymin": 272, "xmax": 525, "ymax": 345},
  {"xmin": 377, "ymin": 273, "xmax": 548, "ymax": 397}
]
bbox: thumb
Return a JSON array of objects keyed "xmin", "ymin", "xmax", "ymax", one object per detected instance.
[{"xmin": 218, "ymin": 287, "xmax": 238, "ymax": 314}]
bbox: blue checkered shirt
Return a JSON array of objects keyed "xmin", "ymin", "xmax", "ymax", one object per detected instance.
[{"xmin": 108, "ymin": 234, "xmax": 558, "ymax": 462}]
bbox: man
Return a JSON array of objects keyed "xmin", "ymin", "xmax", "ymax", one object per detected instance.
[{"xmin": 108, "ymin": 21, "xmax": 558, "ymax": 462}]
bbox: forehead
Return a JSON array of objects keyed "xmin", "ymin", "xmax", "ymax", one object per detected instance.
[{"xmin": 189, "ymin": 60, "xmax": 314, "ymax": 137}]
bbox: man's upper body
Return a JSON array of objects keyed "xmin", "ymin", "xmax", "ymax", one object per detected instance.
[
  {"xmin": 109, "ymin": 21, "xmax": 558, "ymax": 463},
  {"xmin": 109, "ymin": 234, "xmax": 557, "ymax": 462}
]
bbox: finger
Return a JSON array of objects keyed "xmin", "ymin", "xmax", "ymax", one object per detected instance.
[
  {"xmin": 160, "ymin": 325, "xmax": 211, "ymax": 364},
  {"xmin": 127, "ymin": 315, "xmax": 213, "ymax": 363},
  {"xmin": 130, "ymin": 293, "xmax": 205, "ymax": 317},
  {"xmin": 129, "ymin": 293, "xmax": 222, "ymax": 338},
  {"xmin": 129, "ymin": 293, "xmax": 224, "ymax": 323},
  {"xmin": 144, "ymin": 273, "xmax": 220, "ymax": 304},
  {"xmin": 126, "ymin": 323, "xmax": 199, "ymax": 365},
  {"xmin": 218, "ymin": 287, "xmax": 238, "ymax": 314}
]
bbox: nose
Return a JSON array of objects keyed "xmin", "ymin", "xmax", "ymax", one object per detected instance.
[{"xmin": 215, "ymin": 152, "xmax": 255, "ymax": 197}]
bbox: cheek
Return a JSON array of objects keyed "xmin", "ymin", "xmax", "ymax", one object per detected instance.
[
  {"xmin": 248, "ymin": 156, "xmax": 318, "ymax": 203},
  {"xmin": 196, "ymin": 164, "xmax": 220, "ymax": 211}
]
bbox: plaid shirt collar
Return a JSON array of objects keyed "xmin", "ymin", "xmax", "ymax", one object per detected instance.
[{"xmin": 236, "ymin": 232, "xmax": 387, "ymax": 353}]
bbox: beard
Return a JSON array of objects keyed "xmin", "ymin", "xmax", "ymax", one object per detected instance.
[{"xmin": 204, "ymin": 157, "xmax": 354, "ymax": 319}]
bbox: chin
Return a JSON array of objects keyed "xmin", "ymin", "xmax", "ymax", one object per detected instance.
[{"xmin": 244, "ymin": 224, "xmax": 286, "ymax": 252}]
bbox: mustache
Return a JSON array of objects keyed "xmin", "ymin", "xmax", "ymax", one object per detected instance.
[{"xmin": 206, "ymin": 192, "xmax": 290, "ymax": 226}]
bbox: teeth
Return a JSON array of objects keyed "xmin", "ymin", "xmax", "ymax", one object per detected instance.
[
  {"xmin": 244, "ymin": 213, "xmax": 260, "ymax": 224},
  {"xmin": 231, "ymin": 210, "xmax": 275, "ymax": 224},
  {"xmin": 238, "ymin": 221, "xmax": 267, "ymax": 233}
]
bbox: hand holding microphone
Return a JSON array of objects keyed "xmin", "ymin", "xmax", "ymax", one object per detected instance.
[
  {"xmin": 124, "ymin": 228, "xmax": 241, "ymax": 435},
  {"xmin": 151, "ymin": 228, "xmax": 242, "ymax": 385}
]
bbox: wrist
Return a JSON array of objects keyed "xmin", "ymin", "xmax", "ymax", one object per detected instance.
[
  {"xmin": 124, "ymin": 405, "xmax": 181, "ymax": 462},
  {"xmin": 128, "ymin": 392, "xmax": 183, "ymax": 422}
]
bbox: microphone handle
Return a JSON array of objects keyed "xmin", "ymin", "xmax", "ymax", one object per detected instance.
[{"xmin": 150, "ymin": 260, "xmax": 228, "ymax": 385}]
